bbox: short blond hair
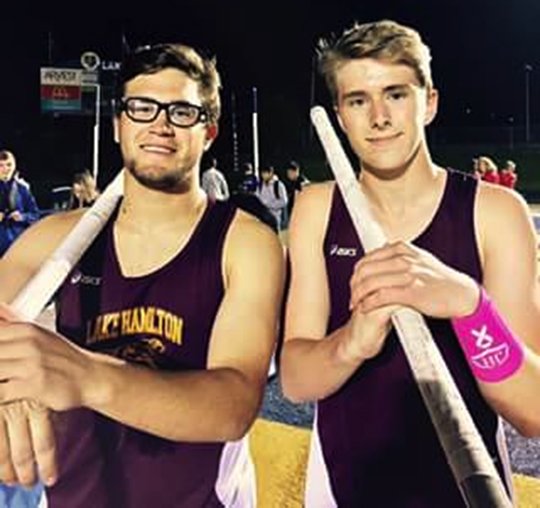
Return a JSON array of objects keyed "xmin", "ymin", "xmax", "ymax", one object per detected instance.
[
  {"xmin": 478, "ymin": 156, "xmax": 497, "ymax": 172},
  {"xmin": 318, "ymin": 20, "xmax": 433, "ymax": 103}
]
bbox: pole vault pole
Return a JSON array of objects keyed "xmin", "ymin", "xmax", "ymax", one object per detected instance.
[
  {"xmin": 11, "ymin": 170, "xmax": 124, "ymax": 320},
  {"xmin": 311, "ymin": 106, "xmax": 512, "ymax": 508}
]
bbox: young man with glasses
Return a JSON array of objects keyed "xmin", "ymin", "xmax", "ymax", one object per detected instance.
[
  {"xmin": 281, "ymin": 20, "xmax": 540, "ymax": 507},
  {"xmin": 0, "ymin": 43, "xmax": 284, "ymax": 507}
]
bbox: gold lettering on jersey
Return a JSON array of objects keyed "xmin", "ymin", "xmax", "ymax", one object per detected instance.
[
  {"xmin": 130, "ymin": 307, "xmax": 145, "ymax": 334},
  {"xmin": 86, "ymin": 306, "xmax": 183, "ymax": 345},
  {"xmin": 87, "ymin": 311, "xmax": 120, "ymax": 344}
]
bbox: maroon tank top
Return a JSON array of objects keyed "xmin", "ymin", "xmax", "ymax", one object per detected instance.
[
  {"xmin": 319, "ymin": 169, "xmax": 513, "ymax": 507},
  {"xmin": 50, "ymin": 199, "xmax": 238, "ymax": 508}
]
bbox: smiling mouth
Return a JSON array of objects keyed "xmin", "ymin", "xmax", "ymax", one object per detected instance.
[
  {"xmin": 140, "ymin": 144, "xmax": 177, "ymax": 154},
  {"xmin": 366, "ymin": 133, "xmax": 402, "ymax": 144}
]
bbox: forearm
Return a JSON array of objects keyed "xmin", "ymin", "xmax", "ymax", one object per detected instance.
[
  {"xmin": 449, "ymin": 283, "xmax": 540, "ymax": 436},
  {"xmin": 86, "ymin": 353, "xmax": 263, "ymax": 442},
  {"xmin": 281, "ymin": 325, "xmax": 366, "ymax": 403},
  {"xmin": 479, "ymin": 347, "xmax": 540, "ymax": 437}
]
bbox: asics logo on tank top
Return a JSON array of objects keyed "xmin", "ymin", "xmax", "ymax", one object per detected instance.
[
  {"xmin": 329, "ymin": 244, "xmax": 357, "ymax": 257},
  {"xmin": 470, "ymin": 325, "xmax": 510, "ymax": 370},
  {"xmin": 70, "ymin": 270, "xmax": 102, "ymax": 286}
]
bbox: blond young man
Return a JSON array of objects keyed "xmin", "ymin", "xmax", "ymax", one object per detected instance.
[
  {"xmin": 281, "ymin": 20, "xmax": 540, "ymax": 507},
  {"xmin": 0, "ymin": 43, "xmax": 284, "ymax": 507}
]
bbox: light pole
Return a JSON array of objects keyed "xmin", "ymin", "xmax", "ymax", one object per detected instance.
[
  {"xmin": 309, "ymin": 53, "xmax": 316, "ymax": 144},
  {"xmin": 91, "ymin": 83, "xmax": 101, "ymax": 181},
  {"xmin": 508, "ymin": 116, "xmax": 514, "ymax": 150},
  {"xmin": 252, "ymin": 86, "xmax": 260, "ymax": 179},
  {"xmin": 79, "ymin": 82, "xmax": 101, "ymax": 182},
  {"xmin": 80, "ymin": 51, "xmax": 102, "ymax": 181},
  {"xmin": 525, "ymin": 64, "xmax": 532, "ymax": 144},
  {"xmin": 231, "ymin": 92, "xmax": 239, "ymax": 174}
]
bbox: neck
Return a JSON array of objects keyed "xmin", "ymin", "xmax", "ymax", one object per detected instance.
[
  {"xmin": 118, "ymin": 171, "xmax": 207, "ymax": 232},
  {"xmin": 359, "ymin": 145, "xmax": 442, "ymax": 217}
]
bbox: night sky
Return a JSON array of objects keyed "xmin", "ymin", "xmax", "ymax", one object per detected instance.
[{"xmin": 1, "ymin": 0, "xmax": 539, "ymax": 195}]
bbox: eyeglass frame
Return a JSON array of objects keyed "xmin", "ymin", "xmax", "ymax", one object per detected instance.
[{"xmin": 117, "ymin": 96, "xmax": 209, "ymax": 128}]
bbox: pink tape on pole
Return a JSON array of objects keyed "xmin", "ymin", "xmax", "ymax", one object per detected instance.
[{"xmin": 451, "ymin": 287, "xmax": 524, "ymax": 383}]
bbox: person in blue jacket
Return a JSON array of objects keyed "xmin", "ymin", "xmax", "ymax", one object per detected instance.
[{"xmin": 0, "ymin": 150, "xmax": 40, "ymax": 256}]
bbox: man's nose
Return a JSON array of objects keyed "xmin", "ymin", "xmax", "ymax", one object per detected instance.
[
  {"xmin": 151, "ymin": 110, "xmax": 174, "ymax": 134},
  {"xmin": 370, "ymin": 98, "xmax": 391, "ymax": 129}
]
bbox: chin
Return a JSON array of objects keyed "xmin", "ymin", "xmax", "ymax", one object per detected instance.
[
  {"xmin": 361, "ymin": 164, "xmax": 409, "ymax": 181},
  {"xmin": 361, "ymin": 154, "xmax": 410, "ymax": 176},
  {"xmin": 361, "ymin": 144, "xmax": 422, "ymax": 179},
  {"xmin": 128, "ymin": 164, "xmax": 188, "ymax": 192}
]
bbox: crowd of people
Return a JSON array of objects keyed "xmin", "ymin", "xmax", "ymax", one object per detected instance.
[
  {"xmin": 0, "ymin": 18, "xmax": 538, "ymax": 508},
  {"xmin": 474, "ymin": 156, "xmax": 518, "ymax": 188},
  {"xmin": 201, "ymin": 157, "xmax": 310, "ymax": 232},
  {"xmin": 0, "ymin": 149, "xmax": 522, "ymax": 246}
]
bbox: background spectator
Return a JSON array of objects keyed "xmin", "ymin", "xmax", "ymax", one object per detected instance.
[
  {"xmin": 201, "ymin": 157, "xmax": 230, "ymax": 201},
  {"xmin": 69, "ymin": 170, "xmax": 100, "ymax": 209},
  {"xmin": 282, "ymin": 160, "xmax": 309, "ymax": 228},
  {"xmin": 472, "ymin": 157, "xmax": 483, "ymax": 179},
  {"xmin": 499, "ymin": 160, "xmax": 518, "ymax": 189},
  {"xmin": 256, "ymin": 164, "xmax": 288, "ymax": 231},
  {"xmin": 0, "ymin": 150, "xmax": 40, "ymax": 256},
  {"xmin": 478, "ymin": 156, "xmax": 499, "ymax": 184},
  {"xmin": 238, "ymin": 162, "xmax": 259, "ymax": 194}
]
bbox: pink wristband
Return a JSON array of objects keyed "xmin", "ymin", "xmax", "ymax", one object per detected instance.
[{"xmin": 451, "ymin": 287, "xmax": 524, "ymax": 383}]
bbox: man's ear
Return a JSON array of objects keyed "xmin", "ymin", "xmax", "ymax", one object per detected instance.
[
  {"xmin": 334, "ymin": 104, "xmax": 347, "ymax": 133},
  {"xmin": 113, "ymin": 116, "xmax": 120, "ymax": 144},
  {"xmin": 424, "ymin": 88, "xmax": 439, "ymax": 126},
  {"xmin": 204, "ymin": 123, "xmax": 219, "ymax": 151}
]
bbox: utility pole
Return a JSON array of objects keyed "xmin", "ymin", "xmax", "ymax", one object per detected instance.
[{"xmin": 525, "ymin": 64, "xmax": 532, "ymax": 143}]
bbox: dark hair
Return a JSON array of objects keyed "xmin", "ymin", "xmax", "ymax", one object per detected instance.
[
  {"xmin": 287, "ymin": 160, "xmax": 300, "ymax": 170},
  {"xmin": 0, "ymin": 150, "xmax": 14, "ymax": 162},
  {"xmin": 115, "ymin": 43, "xmax": 221, "ymax": 123}
]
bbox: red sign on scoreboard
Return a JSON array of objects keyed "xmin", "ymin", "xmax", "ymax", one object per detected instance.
[
  {"xmin": 40, "ymin": 85, "xmax": 81, "ymax": 111},
  {"xmin": 40, "ymin": 85, "xmax": 81, "ymax": 100}
]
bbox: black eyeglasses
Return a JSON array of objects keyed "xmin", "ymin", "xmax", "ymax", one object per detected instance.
[{"xmin": 119, "ymin": 97, "xmax": 208, "ymax": 128}]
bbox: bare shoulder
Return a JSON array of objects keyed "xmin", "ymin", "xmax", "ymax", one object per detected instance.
[
  {"xmin": 475, "ymin": 181, "xmax": 535, "ymax": 260},
  {"xmin": 289, "ymin": 181, "xmax": 335, "ymax": 244},
  {"xmin": 9, "ymin": 209, "xmax": 86, "ymax": 257},
  {"xmin": 476, "ymin": 181, "xmax": 531, "ymax": 229},
  {"xmin": 225, "ymin": 209, "xmax": 285, "ymax": 269},
  {"xmin": 0, "ymin": 210, "xmax": 86, "ymax": 301},
  {"xmin": 295, "ymin": 180, "xmax": 334, "ymax": 208},
  {"xmin": 219, "ymin": 209, "xmax": 285, "ymax": 315}
]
